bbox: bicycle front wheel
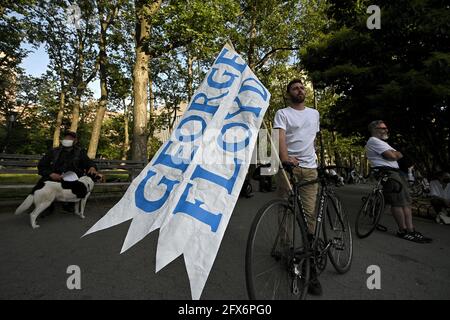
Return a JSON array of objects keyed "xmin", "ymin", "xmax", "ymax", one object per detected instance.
[
  {"xmin": 246, "ymin": 199, "xmax": 310, "ymax": 300},
  {"xmin": 323, "ymin": 194, "xmax": 353, "ymax": 274},
  {"xmin": 355, "ymin": 191, "xmax": 384, "ymax": 238}
]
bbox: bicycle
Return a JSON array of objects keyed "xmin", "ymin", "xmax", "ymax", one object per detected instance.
[
  {"xmin": 245, "ymin": 164, "xmax": 353, "ymax": 300},
  {"xmin": 355, "ymin": 167, "xmax": 402, "ymax": 238},
  {"xmin": 409, "ymin": 176, "xmax": 430, "ymax": 198},
  {"xmin": 350, "ymin": 169, "xmax": 365, "ymax": 184}
]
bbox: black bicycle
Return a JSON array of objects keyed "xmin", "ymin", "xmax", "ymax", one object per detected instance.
[
  {"xmin": 355, "ymin": 167, "xmax": 401, "ymax": 238},
  {"xmin": 245, "ymin": 164, "xmax": 353, "ymax": 300}
]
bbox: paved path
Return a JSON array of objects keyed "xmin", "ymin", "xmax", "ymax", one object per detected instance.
[{"xmin": 0, "ymin": 184, "xmax": 449, "ymax": 299}]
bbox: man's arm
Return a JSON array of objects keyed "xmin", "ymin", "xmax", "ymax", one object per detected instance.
[
  {"xmin": 79, "ymin": 149, "xmax": 98, "ymax": 174},
  {"xmin": 38, "ymin": 151, "xmax": 54, "ymax": 177},
  {"xmin": 278, "ymin": 129, "xmax": 299, "ymax": 166},
  {"xmin": 38, "ymin": 150, "xmax": 62, "ymax": 181},
  {"xmin": 382, "ymin": 150, "xmax": 403, "ymax": 161}
]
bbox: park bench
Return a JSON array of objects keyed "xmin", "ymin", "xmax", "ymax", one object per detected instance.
[
  {"xmin": 411, "ymin": 196, "xmax": 436, "ymax": 219},
  {"xmin": 0, "ymin": 153, "xmax": 146, "ymax": 202}
]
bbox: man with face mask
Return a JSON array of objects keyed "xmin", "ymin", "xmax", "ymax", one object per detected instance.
[
  {"xmin": 37, "ymin": 131, "xmax": 99, "ymax": 182},
  {"xmin": 31, "ymin": 131, "xmax": 100, "ymax": 214},
  {"xmin": 365, "ymin": 120, "xmax": 432, "ymax": 243}
]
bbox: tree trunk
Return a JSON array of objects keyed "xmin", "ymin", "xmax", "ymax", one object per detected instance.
[
  {"xmin": 70, "ymin": 92, "xmax": 82, "ymax": 132},
  {"xmin": 87, "ymin": 98, "xmax": 107, "ymax": 158},
  {"xmin": 122, "ymin": 99, "xmax": 130, "ymax": 160},
  {"xmin": 88, "ymin": 15, "xmax": 109, "ymax": 159},
  {"xmin": 69, "ymin": 23, "xmax": 99, "ymax": 133},
  {"xmin": 331, "ymin": 131, "xmax": 342, "ymax": 167},
  {"xmin": 187, "ymin": 50, "xmax": 195, "ymax": 102},
  {"xmin": 148, "ymin": 76, "xmax": 154, "ymax": 136},
  {"xmin": 132, "ymin": 0, "xmax": 161, "ymax": 162},
  {"xmin": 53, "ymin": 90, "xmax": 66, "ymax": 147},
  {"xmin": 247, "ymin": 0, "xmax": 257, "ymax": 69}
]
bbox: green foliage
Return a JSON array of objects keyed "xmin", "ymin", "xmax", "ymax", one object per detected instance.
[
  {"xmin": 4, "ymin": 0, "xmax": 445, "ymax": 173},
  {"xmin": 302, "ymin": 0, "xmax": 450, "ymax": 173},
  {"xmin": 96, "ymin": 113, "xmax": 128, "ymax": 159}
]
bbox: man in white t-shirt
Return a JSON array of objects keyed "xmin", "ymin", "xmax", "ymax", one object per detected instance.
[
  {"xmin": 365, "ymin": 120, "xmax": 431, "ymax": 243},
  {"xmin": 273, "ymin": 78, "xmax": 321, "ymax": 295}
]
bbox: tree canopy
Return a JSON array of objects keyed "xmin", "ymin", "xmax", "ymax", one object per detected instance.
[
  {"xmin": 301, "ymin": 0, "xmax": 450, "ymax": 173},
  {"xmin": 0, "ymin": 0, "xmax": 448, "ymax": 175}
]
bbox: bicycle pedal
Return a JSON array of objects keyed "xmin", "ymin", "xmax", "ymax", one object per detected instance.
[{"xmin": 331, "ymin": 238, "xmax": 345, "ymax": 250}]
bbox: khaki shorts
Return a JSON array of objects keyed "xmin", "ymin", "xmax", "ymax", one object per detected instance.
[
  {"xmin": 276, "ymin": 167, "xmax": 318, "ymax": 234},
  {"xmin": 383, "ymin": 172, "xmax": 412, "ymax": 207}
]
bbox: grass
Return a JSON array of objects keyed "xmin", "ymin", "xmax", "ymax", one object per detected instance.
[
  {"xmin": 0, "ymin": 173, "xmax": 130, "ymax": 201},
  {"xmin": 0, "ymin": 173, "xmax": 130, "ymax": 184},
  {"xmin": 0, "ymin": 174, "xmax": 40, "ymax": 184}
]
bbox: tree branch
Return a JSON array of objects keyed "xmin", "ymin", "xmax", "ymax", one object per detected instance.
[
  {"xmin": 85, "ymin": 58, "xmax": 100, "ymax": 84},
  {"xmin": 255, "ymin": 47, "xmax": 299, "ymax": 70}
]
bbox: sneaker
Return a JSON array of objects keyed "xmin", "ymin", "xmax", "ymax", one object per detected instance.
[
  {"xmin": 308, "ymin": 257, "xmax": 323, "ymax": 296},
  {"xmin": 411, "ymin": 230, "xmax": 432, "ymax": 243},
  {"xmin": 397, "ymin": 229, "xmax": 430, "ymax": 243}
]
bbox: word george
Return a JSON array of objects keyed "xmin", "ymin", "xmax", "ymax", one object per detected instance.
[{"xmin": 135, "ymin": 47, "xmax": 268, "ymax": 233}]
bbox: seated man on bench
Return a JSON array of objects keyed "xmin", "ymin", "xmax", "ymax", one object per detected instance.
[
  {"xmin": 34, "ymin": 130, "xmax": 101, "ymax": 213},
  {"xmin": 430, "ymin": 171, "xmax": 450, "ymax": 223}
]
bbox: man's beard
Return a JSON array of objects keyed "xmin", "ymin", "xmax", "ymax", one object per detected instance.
[
  {"xmin": 380, "ymin": 134, "xmax": 389, "ymax": 140},
  {"xmin": 290, "ymin": 94, "xmax": 305, "ymax": 103}
]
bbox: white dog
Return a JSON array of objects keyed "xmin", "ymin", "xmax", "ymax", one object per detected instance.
[{"xmin": 15, "ymin": 175, "xmax": 95, "ymax": 229}]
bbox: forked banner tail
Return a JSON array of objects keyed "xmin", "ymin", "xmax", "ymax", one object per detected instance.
[{"xmin": 84, "ymin": 43, "xmax": 271, "ymax": 299}]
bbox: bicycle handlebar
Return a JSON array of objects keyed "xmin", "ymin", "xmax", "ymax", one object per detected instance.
[
  {"xmin": 281, "ymin": 162, "xmax": 352, "ymax": 172},
  {"xmin": 281, "ymin": 162, "xmax": 349, "ymax": 187}
]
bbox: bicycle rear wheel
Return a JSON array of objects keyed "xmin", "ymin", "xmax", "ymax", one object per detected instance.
[
  {"xmin": 355, "ymin": 191, "xmax": 384, "ymax": 238},
  {"xmin": 246, "ymin": 199, "xmax": 310, "ymax": 300},
  {"xmin": 323, "ymin": 194, "xmax": 353, "ymax": 274}
]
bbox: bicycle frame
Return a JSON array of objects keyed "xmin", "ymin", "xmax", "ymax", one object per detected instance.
[
  {"xmin": 247, "ymin": 164, "xmax": 352, "ymax": 298},
  {"xmin": 360, "ymin": 170, "xmax": 387, "ymax": 216},
  {"xmin": 284, "ymin": 167, "xmax": 343, "ymax": 261}
]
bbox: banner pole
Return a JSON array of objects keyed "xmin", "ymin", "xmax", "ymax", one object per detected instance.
[
  {"xmin": 226, "ymin": 38, "xmax": 236, "ymax": 51},
  {"xmin": 262, "ymin": 120, "xmax": 293, "ymax": 192}
]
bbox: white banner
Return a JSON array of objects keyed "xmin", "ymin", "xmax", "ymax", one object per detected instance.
[{"xmin": 84, "ymin": 43, "xmax": 270, "ymax": 299}]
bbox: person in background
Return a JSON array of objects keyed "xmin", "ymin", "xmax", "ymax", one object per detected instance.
[
  {"xmin": 274, "ymin": 78, "xmax": 322, "ymax": 296},
  {"xmin": 35, "ymin": 130, "xmax": 100, "ymax": 213},
  {"xmin": 365, "ymin": 120, "xmax": 432, "ymax": 243},
  {"xmin": 429, "ymin": 171, "xmax": 450, "ymax": 223}
]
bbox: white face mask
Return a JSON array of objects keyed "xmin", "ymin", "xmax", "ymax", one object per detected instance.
[{"xmin": 61, "ymin": 139, "xmax": 74, "ymax": 148}]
